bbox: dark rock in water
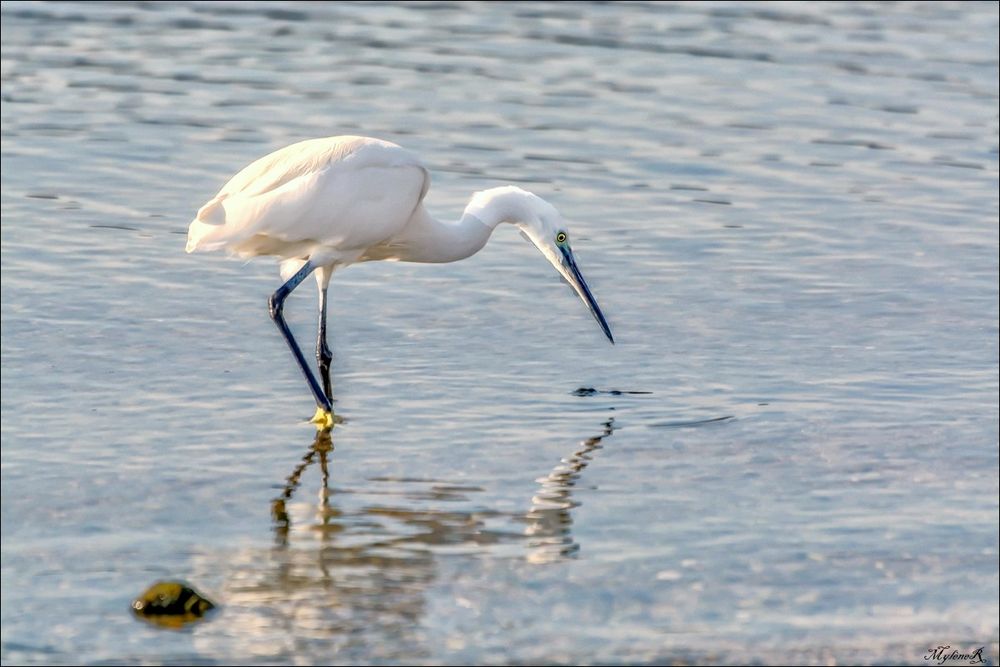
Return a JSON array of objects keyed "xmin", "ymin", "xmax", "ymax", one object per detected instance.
[
  {"xmin": 572, "ymin": 387, "xmax": 652, "ymax": 397},
  {"xmin": 131, "ymin": 581, "xmax": 216, "ymax": 629}
]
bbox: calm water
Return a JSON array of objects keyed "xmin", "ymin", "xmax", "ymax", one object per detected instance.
[{"xmin": 2, "ymin": 1, "xmax": 998, "ymax": 664}]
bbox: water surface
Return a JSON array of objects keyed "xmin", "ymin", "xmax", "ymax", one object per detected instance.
[{"xmin": 2, "ymin": 1, "xmax": 998, "ymax": 664}]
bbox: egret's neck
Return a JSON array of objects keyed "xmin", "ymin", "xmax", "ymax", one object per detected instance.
[
  {"xmin": 463, "ymin": 186, "xmax": 538, "ymax": 230},
  {"xmin": 444, "ymin": 187, "xmax": 540, "ymax": 261},
  {"xmin": 384, "ymin": 187, "xmax": 533, "ymax": 264},
  {"xmin": 385, "ymin": 205, "xmax": 493, "ymax": 264}
]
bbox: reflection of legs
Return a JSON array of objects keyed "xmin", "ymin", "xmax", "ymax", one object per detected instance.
[
  {"xmin": 317, "ymin": 287, "xmax": 333, "ymax": 401},
  {"xmin": 272, "ymin": 429, "xmax": 333, "ymax": 547},
  {"xmin": 268, "ymin": 261, "xmax": 332, "ymax": 412}
]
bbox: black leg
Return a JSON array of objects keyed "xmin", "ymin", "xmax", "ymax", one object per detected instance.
[
  {"xmin": 316, "ymin": 286, "xmax": 333, "ymax": 400},
  {"xmin": 268, "ymin": 261, "xmax": 332, "ymax": 412}
]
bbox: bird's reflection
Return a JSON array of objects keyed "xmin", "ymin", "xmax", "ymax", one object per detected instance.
[
  {"xmin": 194, "ymin": 414, "xmax": 616, "ymax": 659},
  {"xmin": 521, "ymin": 416, "xmax": 616, "ymax": 563},
  {"xmin": 270, "ymin": 413, "xmax": 616, "ymax": 562},
  {"xmin": 271, "ymin": 428, "xmax": 336, "ymax": 548},
  {"xmin": 270, "ymin": 423, "xmax": 513, "ymax": 556}
]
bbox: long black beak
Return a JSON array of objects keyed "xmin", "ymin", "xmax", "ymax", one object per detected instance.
[{"xmin": 559, "ymin": 245, "xmax": 614, "ymax": 344}]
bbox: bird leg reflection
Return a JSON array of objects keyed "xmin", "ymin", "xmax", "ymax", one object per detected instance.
[{"xmin": 272, "ymin": 428, "xmax": 335, "ymax": 548}]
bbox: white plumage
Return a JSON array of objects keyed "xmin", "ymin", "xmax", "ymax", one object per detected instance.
[
  {"xmin": 186, "ymin": 135, "xmax": 613, "ymax": 424},
  {"xmin": 187, "ymin": 136, "xmax": 431, "ymax": 279}
]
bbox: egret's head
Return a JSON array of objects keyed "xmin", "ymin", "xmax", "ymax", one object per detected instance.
[{"xmin": 466, "ymin": 186, "xmax": 614, "ymax": 343}]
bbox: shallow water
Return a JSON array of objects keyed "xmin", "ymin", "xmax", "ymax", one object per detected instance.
[{"xmin": 1, "ymin": 1, "xmax": 998, "ymax": 664}]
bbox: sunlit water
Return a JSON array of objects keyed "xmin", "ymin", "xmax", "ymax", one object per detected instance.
[{"xmin": 2, "ymin": 2, "xmax": 997, "ymax": 664}]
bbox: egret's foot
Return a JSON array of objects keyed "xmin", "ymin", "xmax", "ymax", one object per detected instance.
[{"xmin": 309, "ymin": 406, "xmax": 340, "ymax": 430}]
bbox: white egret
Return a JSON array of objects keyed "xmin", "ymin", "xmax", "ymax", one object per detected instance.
[{"xmin": 186, "ymin": 136, "xmax": 613, "ymax": 428}]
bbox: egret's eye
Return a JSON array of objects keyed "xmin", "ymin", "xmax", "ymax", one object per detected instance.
[{"xmin": 555, "ymin": 232, "xmax": 567, "ymax": 244}]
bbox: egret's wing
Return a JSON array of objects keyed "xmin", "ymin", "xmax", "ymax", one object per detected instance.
[
  {"xmin": 217, "ymin": 136, "xmax": 377, "ymax": 198},
  {"xmin": 186, "ymin": 136, "xmax": 429, "ymax": 255}
]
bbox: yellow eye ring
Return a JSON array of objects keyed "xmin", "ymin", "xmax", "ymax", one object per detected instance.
[{"xmin": 555, "ymin": 232, "xmax": 567, "ymax": 244}]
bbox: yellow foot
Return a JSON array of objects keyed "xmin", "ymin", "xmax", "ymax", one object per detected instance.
[{"xmin": 309, "ymin": 406, "xmax": 339, "ymax": 430}]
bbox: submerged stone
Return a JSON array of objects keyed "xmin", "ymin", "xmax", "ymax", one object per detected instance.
[{"xmin": 131, "ymin": 581, "xmax": 216, "ymax": 629}]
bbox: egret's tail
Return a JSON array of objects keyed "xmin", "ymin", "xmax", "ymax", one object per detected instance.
[{"xmin": 185, "ymin": 196, "xmax": 231, "ymax": 253}]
